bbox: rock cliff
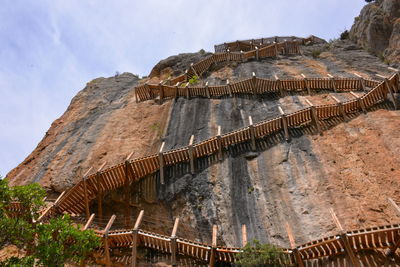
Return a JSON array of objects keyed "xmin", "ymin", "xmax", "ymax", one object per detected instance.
[{"xmin": 350, "ymin": 0, "xmax": 400, "ymax": 65}]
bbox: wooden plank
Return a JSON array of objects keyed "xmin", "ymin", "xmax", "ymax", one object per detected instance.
[
  {"xmin": 301, "ymin": 74, "xmax": 311, "ymax": 95},
  {"xmin": 241, "ymin": 224, "xmax": 247, "ymax": 247},
  {"xmin": 251, "ymin": 72, "xmax": 256, "ymax": 95},
  {"xmin": 82, "ymin": 213, "xmax": 95, "ymax": 230},
  {"xmin": 285, "ymin": 222, "xmax": 304, "ymax": 267},
  {"xmin": 350, "ymin": 91, "xmax": 367, "ymax": 113},
  {"xmin": 388, "ymin": 198, "xmax": 400, "ymax": 215},
  {"xmin": 248, "ymin": 116, "xmax": 256, "ymax": 151},
  {"xmin": 131, "ymin": 210, "xmax": 144, "ymax": 267},
  {"xmin": 103, "ymin": 215, "xmax": 116, "ymax": 267},
  {"xmin": 217, "ymin": 126, "xmax": 223, "ymax": 161},
  {"xmin": 305, "ymin": 98, "xmax": 322, "ymax": 134},
  {"xmin": 384, "ymin": 78, "xmax": 398, "ymax": 110},
  {"xmin": 171, "ymin": 218, "xmax": 180, "ymax": 266},
  {"xmin": 331, "ymin": 95, "xmax": 348, "ymax": 121},
  {"xmin": 340, "ymin": 233, "xmax": 361, "ymax": 267},
  {"xmin": 188, "ymin": 135, "xmax": 195, "ymax": 174},
  {"xmin": 210, "ymin": 225, "xmax": 217, "ymax": 267},
  {"xmin": 159, "ymin": 142, "xmax": 165, "ymax": 184},
  {"xmin": 278, "ymin": 106, "xmax": 290, "ymax": 141},
  {"xmin": 82, "ymin": 176, "xmax": 90, "ymax": 220},
  {"xmin": 330, "ymin": 208, "xmax": 344, "ymax": 232}
]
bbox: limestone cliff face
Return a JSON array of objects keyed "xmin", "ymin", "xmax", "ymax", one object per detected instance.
[
  {"xmin": 6, "ymin": 39, "xmax": 400, "ymax": 249},
  {"xmin": 350, "ymin": 0, "xmax": 400, "ymax": 64}
]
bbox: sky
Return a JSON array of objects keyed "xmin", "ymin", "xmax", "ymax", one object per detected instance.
[{"xmin": 0, "ymin": 0, "xmax": 366, "ymax": 176}]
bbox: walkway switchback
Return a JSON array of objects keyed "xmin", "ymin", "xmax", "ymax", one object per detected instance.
[{"xmin": 10, "ymin": 36, "xmax": 400, "ymax": 266}]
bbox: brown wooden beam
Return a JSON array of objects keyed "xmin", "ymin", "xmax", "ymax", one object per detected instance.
[
  {"xmin": 103, "ymin": 215, "xmax": 116, "ymax": 267},
  {"xmin": 278, "ymin": 106, "xmax": 290, "ymax": 142},
  {"xmin": 251, "ymin": 72, "xmax": 257, "ymax": 95},
  {"xmin": 188, "ymin": 135, "xmax": 195, "ymax": 174},
  {"xmin": 205, "ymin": 81, "xmax": 210, "ymax": 98},
  {"xmin": 209, "ymin": 225, "xmax": 217, "ymax": 267},
  {"xmin": 241, "ymin": 224, "xmax": 247, "ymax": 247},
  {"xmin": 248, "ymin": 116, "xmax": 256, "ymax": 151},
  {"xmin": 305, "ymin": 98, "xmax": 322, "ymax": 135},
  {"xmin": 159, "ymin": 142, "xmax": 165, "ymax": 184},
  {"xmin": 131, "ymin": 210, "xmax": 144, "ymax": 267},
  {"xmin": 301, "ymin": 74, "xmax": 311, "ymax": 95},
  {"xmin": 82, "ymin": 213, "xmax": 95, "ymax": 230},
  {"xmin": 327, "ymin": 74, "xmax": 337, "ymax": 92},
  {"xmin": 285, "ymin": 222, "xmax": 304, "ymax": 267},
  {"xmin": 124, "ymin": 153, "xmax": 133, "ymax": 228},
  {"xmin": 350, "ymin": 91, "xmax": 367, "ymax": 113},
  {"xmin": 170, "ymin": 218, "xmax": 180, "ymax": 266},
  {"xmin": 331, "ymin": 95, "xmax": 348, "ymax": 121},
  {"xmin": 217, "ymin": 126, "xmax": 223, "ymax": 161}
]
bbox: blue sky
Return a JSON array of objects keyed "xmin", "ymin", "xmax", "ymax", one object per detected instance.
[{"xmin": 0, "ymin": 0, "xmax": 366, "ymax": 176}]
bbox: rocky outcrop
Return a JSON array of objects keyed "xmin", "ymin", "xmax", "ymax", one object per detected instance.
[{"xmin": 350, "ymin": 0, "xmax": 400, "ymax": 65}]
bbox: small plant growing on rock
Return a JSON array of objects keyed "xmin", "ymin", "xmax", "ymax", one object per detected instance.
[
  {"xmin": 199, "ymin": 49, "xmax": 206, "ymax": 55},
  {"xmin": 311, "ymin": 49, "xmax": 322, "ymax": 59},
  {"xmin": 236, "ymin": 239, "xmax": 289, "ymax": 267},
  {"xmin": 340, "ymin": 30, "xmax": 349, "ymax": 40},
  {"xmin": 189, "ymin": 75, "xmax": 199, "ymax": 85}
]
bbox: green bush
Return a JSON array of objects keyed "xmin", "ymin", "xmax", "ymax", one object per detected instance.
[
  {"xmin": 189, "ymin": 75, "xmax": 199, "ymax": 85},
  {"xmin": 311, "ymin": 49, "xmax": 322, "ymax": 59},
  {"xmin": 0, "ymin": 178, "xmax": 100, "ymax": 266},
  {"xmin": 340, "ymin": 30, "xmax": 349, "ymax": 40},
  {"xmin": 236, "ymin": 239, "xmax": 289, "ymax": 267}
]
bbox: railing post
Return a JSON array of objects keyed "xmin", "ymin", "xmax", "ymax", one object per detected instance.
[
  {"xmin": 285, "ymin": 222, "xmax": 304, "ymax": 267},
  {"xmin": 124, "ymin": 152, "xmax": 134, "ymax": 228},
  {"xmin": 131, "ymin": 210, "xmax": 144, "ymax": 267},
  {"xmin": 174, "ymin": 82, "xmax": 179, "ymax": 99},
  {"xmin": 227, "ymin": 49, "xmax": 230, "ymax": 63},
  {"xmin": 82, "ymin": 167, "xmax": 93, "ymax": 220},
  {"xmin": 353, "ymin": 73, "xmax": 366, "ymax": 91},
  {"xmin": 145, "ymin": 82, "xmax": 151, "ymax": 99},
  {"xmin": 331, "ymin": 95, "xmax": 348, "ymax": 121},
  {"xmin": 386, "ymin": 198, "xmax": 400, "ymax": 256},
  {"xmin": 384, "ymin": 78, "xmax": 398, "ymax": 110},
  {"xmin": 301, "ymin": 74, "xmax": 311, "ymax": 95},
  {"xmin": 104, "ymin": 215, "xmax": 116, "ymax": 267},
  {"xmin": 240, "ymin": 50, "xmax": 244, "ymax": 63},
  {"xmin": 275, "ymin": 74, "xmax": 284, "ymax": 97},
  {"xmin": 241, "ymin": 224, "xmax": 247, "ymax": 247},
  {"xmin": 274, "ymin": 42, "xmax": 278, "ymax": 58},
  {"xmin": 159, "ymin": 81, "xmax": 164, "ymax": 105},
  {"xmin": 159, "ymin": 142, "xmax": 165, "ymax": 184},
  {"xmin": 330, "ymin": 208, "xmax": 361, "ymax": 267},
  {"xmin": 188, "ymin": 135, "xmax": 195, "ymax": 175},
  {"xmin": 350, "ymin": 91, "xmax": 366, "ymax": 113},
  {"xmin": 209, "ymin": 225, "xmax": 217, "ymax": 267},
  {"xmin": 255, "ymin": 46, "xmax": 259, "ymax": 60},
  {"xmin": 248, "ymin": 116, "xmax": 256, "ymax": 151},
  {"xmin": 95, "ymin": 162, "xmax": 106, "ymax": 220},
  {"xmin": 205, "ymin": 81, "xmax": 210, "ymax": 98},
  {"xmin": 251, "ymin": 72, "xmax": 257, "ymax": 95},
  {"xmin": 217, "ymin": 126, "xmax": 223, "ymax": 161},
  {"xmin": 227, "ymin": 79, "xmax": 232, "ymax": 97},
  {"xmin": 185, "ymin": 82, "xmax": 190, "ymax": 99},
  {"xmin": 328, "ymin": 74, "xmax": 337, "ymax": 92},
  {"xmin": 170, "ymin": 218, "xmax": 180, "ymax": 266},
  {"xmin": 278, "ymin": 106, "xmax": 290, "ymax": 142},
  {"xmin": 82, "ymin": 213, "xmax": 95, "ymax": 230},
  {"xmin": 305, "ymin": 98, "xmax": 322, "ymax": 135}
]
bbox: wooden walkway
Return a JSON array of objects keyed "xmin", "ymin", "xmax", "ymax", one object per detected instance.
[{"xmin": 19, "ymin": 36, "xmax": 399, "ymax": 266}]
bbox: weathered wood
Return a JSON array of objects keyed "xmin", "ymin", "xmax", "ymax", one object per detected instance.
[
  {"xmin": 104, "ymin": 215, "xmax": 116, "ymax": 267},
  {"xmin": 205, "ymin": 81, "xmax": 210, "ymax": 98},
  {"xmin": 285, "ymin": 222, "xmax": 304, "ymax": 267},
  {"xmin": 255, "ymin": 46, "xmax": 259, "ymax": 60},
  {"xmin": 240, "ymin": 50, "xmax": 245, "ymax": 63},
  {"xmin": 274, "ymin": 43, "xmax": 278, "ymax": 58},
  {"xmin": 275, "ymin": 74, "xmax": 284, "ymax": 96},
  {"xmin": 159, "ymin": 81, "xmax": 164, "ymax": 105},
  {"xmin": 82, "ymin": 213, "xmax": 95, "ymax": 230},
  {"xmin": 278, "ymin": 106, "xmax": 290, "ymax": 141},
  {"xmin": 82, "ymin": 176, "xmax": 90, "ymax": 220},
  {"xmin": 350, "ymin": 91, "xmax": 367, "ymax": 113},
  {"xmin": 190, "ymin": 63, "xmax": 199, "ymax": 79},
  {"xmin": 241, "ymin": 224, "xmax": 247, "ymax": 247},
  {"xmin": 171, "ymin": 218, "xmax": 180, "ymax": 266},
  {"xmin": 227, "ymin": 79, "xmax": 232, "ymax": 97},
  {"xmin": 305, "ymin": 98, "xmax": 322, "ymax": 134},
  {"xmin": 384, "ymin": 78, "xmax": 398, "ymax": 110},
  {"xmin": 159, "ymin": 142, "xmax": 165, "ymax": 184},
  {"xmin": 96, "ymin": 163, "xmax": 106, "ymax": 220},
  {"xmin": 131, "ymin": 210, "xmax": 144, "ymax": 267},
  {"xmin": 248, "ymin": 116, "xmax": 256, "ymax": 151},
  {"xmin": 339, "ymin": 233, "xmax": 361, "ymax": 267},
  {"xmin": 185, "ymin": 82, "xmax": 190, "ymax": 99},
  {"xmin": 124, "ymin": 158, "xmax": 132, "ymax": 228},
  {"xmin": 353, "ymin": 73, "xmax": 366, "ymax": 91},
  {"xmin": 388, "ymin": 198, "xmax": 400, "ymax": 215},
  {"xmin": 217, "ymin": 126, "xmax": 223, "ymax": 161},
  {"xmin": 327, "ymin": 74, "xmax": 337, "ymax": 92},
  {"xmin": 301, "ymin": 74, "xmax": 311, "ymax": 95},
  {"xmin": 331, "ymin": 95, "xmax": 348, "ymax": 121},
  {"xmin": 329, "ymin": 208, "xmax": 344, "ymax": 232},
  {"xmin": 251, "ymin": 72, "xmax": 257, "ymax": 95},
  {"xmin": 227, "ymin": 49, "xmax": 230, "ymax": 63},
  {"xmin": 209, "ymin": 225, "xmax": 217, "ymax": 267},
  {"xmin": 188, "ymin": 135, "xmax": 195, "ymax": 174}
]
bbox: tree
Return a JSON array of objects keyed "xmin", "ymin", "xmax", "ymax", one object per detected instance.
[
  {"xmin": 0, "ymin": 178, "xmax": 100, "ymax": 266},
  {"xmin": 235, "ymin": 239, "xmax": 290, "ymax": 267}
]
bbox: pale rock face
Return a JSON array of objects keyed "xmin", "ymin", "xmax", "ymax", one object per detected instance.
[{"xmin": 350, "ymin": 0, "xmax": 400, "ymax": 65}]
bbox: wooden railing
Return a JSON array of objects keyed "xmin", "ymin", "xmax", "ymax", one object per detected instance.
[
  {"xmin": 52, "ymin": 72, "xmax": 399, "ymax": 220},
  {"xmin": 83, "ymin": 210, "xmax": 400, "ymax": 266},
  {"xmin": 137, "ymin": 40, "xmax": 304, "ymax": 102}
]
